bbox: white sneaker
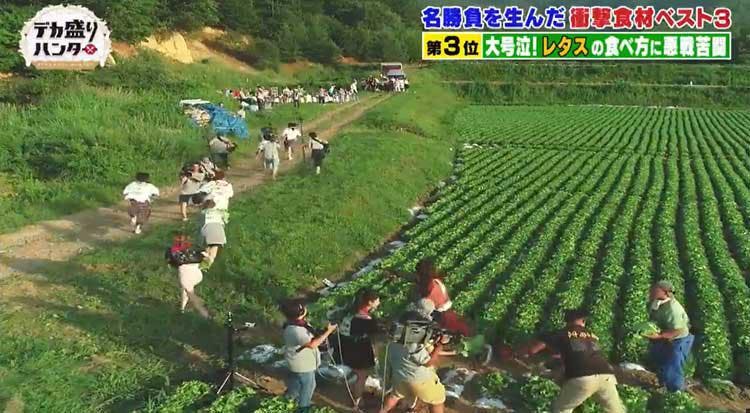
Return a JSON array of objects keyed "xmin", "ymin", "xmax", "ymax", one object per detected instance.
[
  {"xmin": 130, "ymin": 216, "xmax": 137, "ymax": 226},
  {"xmin": 134, "ymin": 225, "xmax": 142, "ymax": 234},
  {"xmin": 182, "ymin": 217, "xmax": 189, "ymax": 222}
]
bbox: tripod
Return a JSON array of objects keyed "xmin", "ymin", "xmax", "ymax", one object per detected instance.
[{"xmin": 217, "ymin": 312, "xmax": 258, "ymax": 394}]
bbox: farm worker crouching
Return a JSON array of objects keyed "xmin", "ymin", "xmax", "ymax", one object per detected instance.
[
  {"xmin": 281, "ymin": 299, "xmax": 338, "ymax": 413},
  {"xmin": 414, "ymin": 258, "xmax": 472, "ymax": 337},
  {"xmin": 379, "ymin": 310, "xmax": 449, "ymax": 413},
  {"xmin": 122, "ymin": 172, "xmax": 160, "ymax": 234},
  {"xmin": 196, "ymin": 171, "xmax": 233, "ymax": 268},
  {"xmin": 519, "ymin": 309, "xmax": 625, "ymax": 413},
  {"xmin": 646, "ymin": 280, "xmax": 694, "ymax": 392},
  {"xmin": 330, "ymin": 289, "xmax": 382, "ymax": 412}
]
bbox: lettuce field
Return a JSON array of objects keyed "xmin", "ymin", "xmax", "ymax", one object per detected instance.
[{"xmin": 316, "ymin": 105, "xmax": 750, "ymax": 386}]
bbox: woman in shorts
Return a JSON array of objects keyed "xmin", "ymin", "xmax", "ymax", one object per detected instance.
[{"xmin": 332, "ymin": 289, "xmax": 381, "ymax": 411}]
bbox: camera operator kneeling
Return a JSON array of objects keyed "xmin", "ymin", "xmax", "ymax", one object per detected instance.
[
  {"xmin": 281, "ymin": 300, "xmax": 338, "ymax": 413},
  {"xmin": 380, "ymin": 312, "xmax": 449, "ymax": 413}
]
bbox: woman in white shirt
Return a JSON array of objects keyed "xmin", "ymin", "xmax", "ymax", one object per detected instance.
[
  {"xmin": 196, "ymin": 171, "xmax": 234, "ymax": 267},
  {"xmin": 122, "ymin": 172, "xmax": 160, "ymax": 234}
]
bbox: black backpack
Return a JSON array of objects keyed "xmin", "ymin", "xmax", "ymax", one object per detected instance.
[{"xmin": 165, "ymin": 247, "xmax": 204, "ymax": 267}]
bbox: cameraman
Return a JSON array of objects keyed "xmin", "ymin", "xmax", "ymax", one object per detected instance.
[
  {"xmin": 380, "ymin": 311, "xmax": 447, "ymax": 413},
  {"xmin": 179, "ymin": 163, "xmax": 204, "ymax": 222},
  {"xmin": 281, "ymin": 299, "xmax": 337, "ymax": 413}
]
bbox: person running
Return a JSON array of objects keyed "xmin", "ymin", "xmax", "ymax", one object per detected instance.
[
  {"xmin": 165, "ymin": 233, "xmax": 210, "ymax": 318},
  {"xmin": 196, "ymin": 171, "xmax": 233, "ymax": 267},
  {"xmin": 281, "ymin": 299, "xmax": 338, "ymax": 413},
  {"xmin": 282, "ymin": 122, "xmax": 302, "ymax": 160},
  {"xmin": 209, "ymin": 134, "xmax": 236, "ymax": 170},
  {"xmin": 350, "ymin": 79, "xmax": 359, "ymax": 101},
  {"xmin": 414, "ymin": 258, "xmax": 471, "ymax": 337},
  {"xmin": 308, "ymin": 132, "xmax": 328, "ymax": 175},
  {"xmin": 646, "ymin": 280, "xmax": 694, "ymax": 392},
  {"xmin": 199, "ymin": 156, "xmax": 217, "ymax": 180},
  {"xmin": 332, "ymin": 289, "xmax": 381, "ymax": 411},
  {"xmin": 179, "ymin": 163, "xmax": 205, "ymax": 221},
  {"xmin": 122, "ymin": 172, "xmax": 160, "ymax": 234},
  {"xmin": 520, "ymin": 309, "xmax": 625, "ymax": 413},
  {"xmin": 257, "ymin": 133, "xmax": 281, "ymax": 180}
]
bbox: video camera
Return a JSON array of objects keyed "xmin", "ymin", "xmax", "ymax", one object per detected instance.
[{"xmin": 388, "ymin": 311, "xmax": 453, "ymax": 346}]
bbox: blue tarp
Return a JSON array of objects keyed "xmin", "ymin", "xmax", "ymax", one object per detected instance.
[{"xmin": 195, "ymin": 104, "xmax": 250, "ymax": 139}]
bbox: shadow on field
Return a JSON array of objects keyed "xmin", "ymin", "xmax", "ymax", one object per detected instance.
[{"xmin": 2, "ymin": 255, "xmax": 229, "ymax": 411}]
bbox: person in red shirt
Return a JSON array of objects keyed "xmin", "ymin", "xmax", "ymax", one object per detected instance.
[{"xmin": 414, "ymin": 258, "xmax": 472, "ymax": 337}]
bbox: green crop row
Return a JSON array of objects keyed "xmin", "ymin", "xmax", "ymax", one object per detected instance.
[{"xmin": 313, "ymin": 105, "xmax": 750, "ymax": 388}]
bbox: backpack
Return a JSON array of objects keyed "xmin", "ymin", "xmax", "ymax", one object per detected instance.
[{"xmin": 166, "ymin": 247, "xmax": 204, "ymax": 267}]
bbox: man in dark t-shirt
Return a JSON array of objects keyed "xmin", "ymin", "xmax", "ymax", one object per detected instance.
[{"xmin": 520, "ymin": 309, "xmax": 625, "ymax": 413}]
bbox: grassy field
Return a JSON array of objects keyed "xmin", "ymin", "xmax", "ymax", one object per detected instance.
[
  {"xmin": 0, "ymin": 52, "xmax": 365, "ymax": 233},
  {"xmin": 0, "ymin": 68, "xmax": 458, "ymax": 412}
]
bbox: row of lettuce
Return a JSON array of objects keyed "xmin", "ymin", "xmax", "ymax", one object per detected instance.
[
  {"xmin": 141, "ymin": 381, "xmax": 334, "ymax": 413},
  {"xmin": 313, "ymin": 107, "xmax": 750, "ymax": 388},
  {"xmin": 143, "ymin": 372, "xmax": 719, "ymax": 413}
]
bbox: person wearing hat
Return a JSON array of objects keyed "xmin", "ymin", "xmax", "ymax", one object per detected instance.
[
  {"xmin": 646, "ymin": 280, "xmax": 694, "ymax": 392},
  {"xmin": 520, "ymin": 308, "xmax": 625, "ymax": 413},
  {"xmin": 280, "ymin": 299, "xmax": 337, "ymax": 413}
]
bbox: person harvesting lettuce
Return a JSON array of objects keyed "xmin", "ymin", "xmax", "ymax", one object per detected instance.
[{"xmin": 646, "ymin": 280, "xmax": 694, "ymax": 392}]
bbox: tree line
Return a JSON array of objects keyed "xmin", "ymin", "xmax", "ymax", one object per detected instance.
[{"xmin": 0, "ymin": 0, "xmax": 422, "ymax": 71}]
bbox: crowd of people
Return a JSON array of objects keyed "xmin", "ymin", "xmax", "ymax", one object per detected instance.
[
  {"xmin": 123, "ymin": 141, "xmax": 692, "ymax": 413},
  {"xmin": 279, "ymin": 258, "xmax": 694, "ymax": 413},
  {"xmin": 225, "ymin": 79, "xmax": 360, "ymax": 114},
  {"xmin": 362, "ymin": 75, "xmax": 408, "ymax": 93},
  {"xmin": 121, "ymin": 121, "xmax": 329, "ymax": 320},
  {"xmin": 120, "ymin": 73, "xmax": 695, "ymax": 412}
]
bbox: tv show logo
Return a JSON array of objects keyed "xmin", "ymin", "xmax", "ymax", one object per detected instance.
[{"xmin": 18, "ymin": 4, "xmax": 111, "ymax": 70}]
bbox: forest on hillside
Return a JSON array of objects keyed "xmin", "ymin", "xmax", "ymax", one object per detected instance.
[
  {"xmin": 0, "ymin": 0, "xmax": 422, "ymax": 71},
  {"xmin": 1, "ymin": 0, "xmax": 748, "ymax": 72}
]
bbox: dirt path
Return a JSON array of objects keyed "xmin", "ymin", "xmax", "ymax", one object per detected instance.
[{"xmin": 0, "ymin": 94, "xmax": 390, "ymax": 279}]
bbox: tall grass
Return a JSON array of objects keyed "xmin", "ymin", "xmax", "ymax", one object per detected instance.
[{"xmin": 0, "ymin": 52, "xmax": 369, "ymax": 232}]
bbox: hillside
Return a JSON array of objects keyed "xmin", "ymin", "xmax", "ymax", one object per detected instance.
[{"xmin": 0, "ymin": 0, "xmax": 422, "ymax": 73}]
